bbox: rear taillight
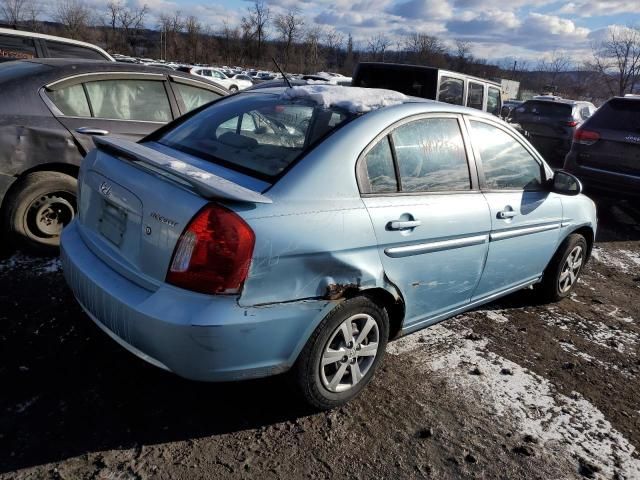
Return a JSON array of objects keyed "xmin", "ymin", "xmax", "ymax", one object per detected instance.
[
  {"xmin": 574, "ymin": 128, "xmax": 600, "ymax": 145},
  {"xmin": 563, "ymin": 120, "xmax": 578, "ymax": 127},
  {"xmin": 166, "ymin": 204, "xmax": 255, "ymax": 295}
]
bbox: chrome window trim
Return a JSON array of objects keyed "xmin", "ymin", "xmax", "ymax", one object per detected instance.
[{"xmin": 45, "ymin": 72, "xmax": 165, "ymax": 90}]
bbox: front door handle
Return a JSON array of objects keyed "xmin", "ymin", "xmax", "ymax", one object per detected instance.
[
  {"xmin": 497, "ymin": 210, "xmax": 517, "ymax": 219},
  {"xmin": 389, "ymin": 220, "xmax": 421, "ymax": 230},
  {"xmin": 76, "ymin": 127, "xmax": 110, "ymax": 136}
]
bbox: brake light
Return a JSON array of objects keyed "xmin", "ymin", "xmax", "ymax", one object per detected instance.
[
  {"xmin": 166, "ymin": 204, "xmax": 255, "ymax": 294},
  {"xmin": 563, "ymin": 121, "xmax": 578, "ymax": 127},
  {"xmin": 574, "ymin": 128, "xmax": 600, "ymax": 145}
]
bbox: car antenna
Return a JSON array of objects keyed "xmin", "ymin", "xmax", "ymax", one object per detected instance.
[{"xmin": 272, "ymin": 57, "xmax": 293, "ymax": 89}]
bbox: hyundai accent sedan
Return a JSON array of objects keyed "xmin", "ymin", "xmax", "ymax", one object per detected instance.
[{"xmin": 61, "ymin": 85, "xmax": 597, "ymax": 409}]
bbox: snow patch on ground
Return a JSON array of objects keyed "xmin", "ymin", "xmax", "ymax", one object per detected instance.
[
  {"xmin": 592, "ymin": 246, "xmax": 640, "ymax": 273},
  {"xmin": 389, "ymin": 325, "xmax": 640, "ymax": 479},
  {"xmin": 0, "ymin": 254, "xmax": 61, "ymax": 275},
  {"xmin": 280, "ymin": 85, "xmax": 407, "ymax": 112}
]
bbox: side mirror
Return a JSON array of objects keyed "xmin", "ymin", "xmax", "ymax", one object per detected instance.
[{"xmin": 552, "ymin": 170, "xmax": 582, "ymax": 196}]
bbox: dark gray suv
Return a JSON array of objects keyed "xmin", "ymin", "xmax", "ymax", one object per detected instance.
[
  {"xmin": 564, "ymin": 96, "xmax": 640, "ymax": 198},
  {"xmin": 511, "ymin": 97, "xmax": 596, "ymax": 166}
]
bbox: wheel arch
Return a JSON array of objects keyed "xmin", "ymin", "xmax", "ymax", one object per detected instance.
[
  {"xmin": 345, "ymin": 286, "xmax": 406, "ymax": 340},
  {"xmin": 568, "ymin": 225, "xmax": 594, "ymax": 261}
]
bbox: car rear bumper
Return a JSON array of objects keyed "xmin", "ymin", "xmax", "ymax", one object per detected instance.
[
  {"xmin": 564, "ymin": 153, "xmax": 640, "ymax": 197},
  {"xmin": 61, "ymin": 220, "xmax": 334, "ymax": 381}
]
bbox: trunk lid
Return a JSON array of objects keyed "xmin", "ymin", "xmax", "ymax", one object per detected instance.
[{"xmin": 77, "ymin": 137, "xmax": 271, "ymax": 288}]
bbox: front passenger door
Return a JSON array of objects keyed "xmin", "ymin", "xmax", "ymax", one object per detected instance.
[{"xmin": 466, "ymin": 118, "xmax": 562, "ymax": 300}]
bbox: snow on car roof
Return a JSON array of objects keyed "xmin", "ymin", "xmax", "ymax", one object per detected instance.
[{"xmin": 280, "ymin": 85, "xmax": 407, "ymax": 113}]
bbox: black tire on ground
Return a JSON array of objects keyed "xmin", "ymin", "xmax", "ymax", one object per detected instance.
[
  {"xmin": 3, "ymin": 171, "xmax": 77, "ymax": 253},
  {"xmin": 294, "ymin": 296, "xmax": 389, "ymax": 410},
  {"xmin": 537, "ymin": 233, "xmax": 588, "ymax": 302}
]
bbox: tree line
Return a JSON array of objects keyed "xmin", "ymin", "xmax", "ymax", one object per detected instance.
[{"xmin": 1, "ymin": 0, "xmax": 638, "ymax": 102}]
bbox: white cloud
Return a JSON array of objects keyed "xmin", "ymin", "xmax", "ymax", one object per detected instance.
[{"xmin": 558, "ymin": 0, "xmax": 638, "ymax": 17}]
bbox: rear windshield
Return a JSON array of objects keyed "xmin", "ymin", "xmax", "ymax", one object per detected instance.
[
  {"xmin": 158, "ymin": 92, "xmax": 355, "ymax": 180},
  {"xmin": 587, "ymin": 98, "xmax": 640, "ymax": 132},
  {"xmin": 517, "ymin": 101, "xmax": 573, "ymax": 117}
]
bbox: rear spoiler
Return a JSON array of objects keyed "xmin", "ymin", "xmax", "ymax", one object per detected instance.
[{"xmin": 94, "ymin": 137, "xmax": 272, "ymax": 204}]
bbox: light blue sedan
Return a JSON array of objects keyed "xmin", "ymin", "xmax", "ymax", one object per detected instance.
[{"xmin": 61, "ymin": 85, "xmax": 597, "ymax": 409}]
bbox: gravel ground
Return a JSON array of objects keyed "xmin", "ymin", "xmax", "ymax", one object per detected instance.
[{"xmin": 1, "ymin": 195, "xmax": 639, "ymax": 480}]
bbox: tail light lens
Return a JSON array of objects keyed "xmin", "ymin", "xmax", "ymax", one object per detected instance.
[
  {"xmin": 574, "ymin": 128, "xmax": 600, "ymax": 145},
  {"xmin": 563, "ymin": 120, "xmax": 578, "ymax": 127},
  {"xmin": 166, "ymin": 204, "xmax": 255, "ymax": 295}
]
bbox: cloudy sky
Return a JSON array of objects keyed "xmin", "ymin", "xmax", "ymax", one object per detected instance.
[{"xmin": 142, "ymin": 0, "xmax": 640, "ymax": 62}]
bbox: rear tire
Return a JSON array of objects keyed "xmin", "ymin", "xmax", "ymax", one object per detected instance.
[
  {"xmin": 229, "ymin": 86, "xmax": 238, "ymax": 93},
  {"xmin": 537, "ymin": 233, "xmax": 587, "ymax": 302},
  {"xmin": 3, "ymin": 171, "xmax": 77, "ymax": 253},
  {"xmin": 294, "ymin": 296, "xmax": 389, "ymax": 410}
]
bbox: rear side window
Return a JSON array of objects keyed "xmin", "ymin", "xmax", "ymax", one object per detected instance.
[
  {"xmin": 469, "ymin": 120, "xmax": 542, "ymax": 190},
  {"xmin": 487, "ymin": 87, "xmax": 501, "ymax": 116},
  {"xmin": 0, "ymin": 34, "xmax": 36, "ymax": 61},
  {"xmin": 586, "ymin": 99, "xmax": 640, "ymax": 131},
  {"xmin": 467, "ymin": 82, "xmax": 484, "ymax": 110},
  {"xmin": 47, "ymin": 84, "xmax": 91, "ymax": 116},
  {"xmin": 438, "ymin": 76, "xmax": 464, "ymax": 105},
  {"xmin": 363, "ymin": 137, "xmax": 397, "ymax": 193},
  {"xmin": 174, "ymin": 83, "xmax": 222, "ymax": 112},
  {"xmin": 46, "ymin": 40, "xmax": 107, "ymax": 60},
  {"xmin": 84, "ymin": 80, "xmax": 172, "ymax": 122},
  {"xmin": 391, "ymin": 118, "xmax": 470, "ymax": 192}
]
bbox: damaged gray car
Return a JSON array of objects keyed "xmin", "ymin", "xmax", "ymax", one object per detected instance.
[{"xmin": 0, "ymin": 59, "xmax": 227, "ymax": 251}]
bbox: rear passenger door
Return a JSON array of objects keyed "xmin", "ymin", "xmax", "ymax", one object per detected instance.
[
  {"xmin": 360, "ymin": 114, "xmax": 491, "ymax": 328},
  {"xmin": 465, "ymin": 117, "xmax": 562, "ymax": 300},
  {"xmin": 44, "ymin": 73, "xmax": 177, "ymax": 154}
]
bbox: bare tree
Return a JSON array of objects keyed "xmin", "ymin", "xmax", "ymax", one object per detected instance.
[
  {"xmin": 242, "ymin": 0, "xmax": 270, "ymax": 62},
  {"xmin": 1, "ymin": 0, "xmax": 30, "ymax": 27},
  {"xmin": 591, "ymin": 25, "xmax": 640, "ymax": 96},
  {"xmin": 158, "ymin": 11, "xmax": 183, "ymax": 61},
  {"xmin": 184, "ymin": 15, "xmax": 201, "ymax": 63},
  {"xmin": 52, "ymin": 0, "xmax": 91, "ymax": 39},
  {"xmin": 405, "ymin": 33, "xmax": 445, "ymax": 66},
  {"xmin": 324, "ymin": 27, "xmax": 343, "ymax": 70},
  {"xmin": 220, "ymin": 19, "xmax": 241, "ymax": 65},
  {"xmin": 537, "ymin": 49, "xmax": 572, "ymax": 90},
  {"xmin": 303, "ymin": 26, "xmax": 322, "ymax": 71},
  {"xmin": 274, "ymin": 8, "xmax": 303, "ymax": 70},
  {"xmin": 455, "ymin": 39, "xmax": 473, "ymax": 72},
  {"xmin": 367, "ymin": 34, "xmax": 391, "ymax": 62}
]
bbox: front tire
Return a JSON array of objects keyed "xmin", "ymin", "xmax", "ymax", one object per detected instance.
[
  {"xmin": 3, "ymin": 171, "xmax": 77, "ymax": 253},
  {"xmin": 537, "ymin": 233, "xmax": 587, "ymax": 302},
  {"xmin": 294, "ymin": 296, "xmax": 389, "ymax": 410}
]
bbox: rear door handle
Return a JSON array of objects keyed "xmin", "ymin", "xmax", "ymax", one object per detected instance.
[
  {"xmin": 389, "ymin": 220, "xmax": 421, "ymax": 230},
  {"xmin": 76, "ymin": 127, "xmax": 110, "ymax": 136},
  {"xmin": 497, "ymin": 210, "xmax": 517, "ymax": 219}
]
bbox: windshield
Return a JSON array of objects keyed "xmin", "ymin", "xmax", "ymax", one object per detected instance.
[{"xmin": 158, "ymin": 92, "xmax": 355, "ymax": 179}]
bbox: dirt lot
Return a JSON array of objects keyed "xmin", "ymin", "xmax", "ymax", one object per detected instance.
[{"xmin": 1, "ymin": 195, "xmax": 639, "ymax": 480}]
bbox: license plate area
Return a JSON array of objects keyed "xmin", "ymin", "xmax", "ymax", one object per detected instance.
[{"xmin": 99, "ymin": 200, "xmax": 127, "ymax": 247}]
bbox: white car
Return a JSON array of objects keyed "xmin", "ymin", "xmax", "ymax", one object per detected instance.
[{"xmin": 184, "ymin": 67, "xmax": 252, "ymax": 92}]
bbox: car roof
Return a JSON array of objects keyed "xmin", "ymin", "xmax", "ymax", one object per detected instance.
[
  {"xmin": 0, "ymin": 27, "xmax": 113, "ymax": 61},
  {"xmin": 524, "ymin": 97, "xmax": 590, "ymax": 106},
  {"xmin": 0, "ymin": 59, "xmax": 228, "ymax": 93}
]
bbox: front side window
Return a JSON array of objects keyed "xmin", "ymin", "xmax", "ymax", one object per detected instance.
[
  {"xmin": 391, "ymin": 118, "xmax": 470, "ymax": 192},
  {"xmin": 174, "ymin": 83, "xmax": 222, "ymax": 112},
  {"xmin": 84, "ymin": 79, "xmax": 171, "ymax": 122},
  {"xmin": 469, "ymin": 120, "xmax": 542, "ymax": 190},
  {"xmin": 438, "ymin": 76, "xmax": 464, "ymax": 105},
  {"xmin": 47, "ymin": 84, "xmax": 91, "ymax": 117},
  {"xmin": 467, "ymin": 82, "xmax": 484, "ymax": 110},
  {"xmin": 158, "ymin": 94, "xmax": 355, "ymax": 179},
  {"xmin": 363, "ymin": 137, "xmax": 397, "ymax": 193},
  {"xmin": 0, "ymin": 34, "xmax": 36, "ymax": 61}
]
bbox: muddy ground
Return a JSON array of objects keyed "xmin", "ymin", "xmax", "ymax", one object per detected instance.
[{"xmin": 1, "ymin": 195, "xmax": 639, "ymax": 480}]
